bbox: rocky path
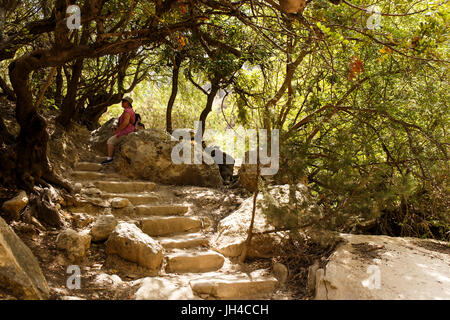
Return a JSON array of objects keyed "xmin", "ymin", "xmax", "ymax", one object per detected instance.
[{"xmin": 63, "ymin": 155, "xmax": 279, "ymax": 300}]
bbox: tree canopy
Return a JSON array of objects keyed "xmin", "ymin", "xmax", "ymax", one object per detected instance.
[{"xmin": 0, "ymin": 0, "xmax": 448, "ymax": 239}]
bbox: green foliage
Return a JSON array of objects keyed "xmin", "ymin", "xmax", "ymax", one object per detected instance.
[{"xmin": 1, "ymin": 0, "xmax": 448, "ymax": 240}]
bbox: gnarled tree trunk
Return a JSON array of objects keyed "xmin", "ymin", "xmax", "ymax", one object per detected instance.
[
  {"xmin": 7, "ymin": 48, "xmax": 73, "ymax": 192},
  {"xmin": 79, "ymin": 92, "xmax": 122, "ymax": 130},
  {"xmin": 166, "ymin": 53, "xmax": 182, "ymax": 133},
  {"xmin": 198, "ymin": 79, "xmax": 220, "ymax": 137},
  {"xmin": 56, "ymin": 58, "xmax": 84, "ymax": 126}
]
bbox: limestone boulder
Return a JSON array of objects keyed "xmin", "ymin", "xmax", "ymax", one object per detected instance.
[
  {"xmin": 1, "ymin": 191, "xmax": 28, "ymax": 219},
  {"xmin": 106, "ymin": 222, "xmax": 164, "ymax": 271},
  {"xmin": 56, "ymin": 229, "xmax": 91, "ymax": 262},
  {"xmin": 213, "ymin": 184, "xmax": 313, "ymax": 258},
  {"xmin": 93, "ymin": 273, "xmax": 123, "ymax": 290},
  {"xmin": 0, "ymin": 217, "xmax": 49, "ymax": 299},
  {"xmin": 314, "ymin": 234, "xmax": 450, "ymax": 300},
  {"xmin": 212, "ymin": 196, "xmax": 277, "ymax": 258},
  {"xmin": 90, "ymin": 118, "xmax": 117, "ymax": 155},
  {"xmin": 113, "ymin": 129, "xmax": 222, "ymax": 187},
  {"xmin": 90, "ymin": 215, "xmax": 118, "ymax": 242}
]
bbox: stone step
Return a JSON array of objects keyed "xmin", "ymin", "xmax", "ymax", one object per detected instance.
[
  {"xmin": 94, "ymin": 181, "xmax": 157, "ymax": 193},
  {"xmin": 135, "ymin": 205, "xmax": 188, "ymax": 216},
  {"xmin": 72, "ymin": 171, "xmax": 116, "ymax": 181},
  {"xmin": 71, "ymin": 171, "xmax": 107, "ymax": 180},
  {"xmin": 92, "ymin": 155, "xmax": 107, "ymax": 162},
  {"xmin": 165, "ymin": 251, "xmax": 225, "ymax": 273},
  {"xmin": 140, "ymin": 216, "xmax": 202, "ymax": 237},
  {"xmin": 101, "ymin": 193, "xmax": 159, "ymax": 206},
  {"xmin": 189, "ymin": 272, "xmax": 278, "ymax": 299},
  {"xmin": 75, "ymin": 162, "xmax": 102, "ymax": 172},
  {"xmin": 156, "ymin": 233, "xmax": 209, "ymax": 249}
]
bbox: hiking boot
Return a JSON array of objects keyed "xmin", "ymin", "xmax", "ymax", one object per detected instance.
[{"xmin": 101, "ymin": 158, "xmax": 113, "ymax": 165}]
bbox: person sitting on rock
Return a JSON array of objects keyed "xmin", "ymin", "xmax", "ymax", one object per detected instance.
[
  {"xmin": 101, "ymin": 96, "xmax": 136, "ymax": 164},
  {"xmin": 134, "ymin": 113, "xmax": 145, "ymax": 131}
]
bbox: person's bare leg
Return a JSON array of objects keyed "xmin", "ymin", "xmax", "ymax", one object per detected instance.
[{"xmin": 108, "ymin": 143, "xmax": 114, "ymax": 158}]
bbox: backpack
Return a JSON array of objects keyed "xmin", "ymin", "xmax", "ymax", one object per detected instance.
[{"xmin": 134, "ymin": 113, "xmax": 145, "ymax": 130}]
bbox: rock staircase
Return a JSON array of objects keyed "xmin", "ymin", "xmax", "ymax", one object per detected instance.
[{"xmin": 66, "ymin": 156, "xmax": 279, "ymax": 300}]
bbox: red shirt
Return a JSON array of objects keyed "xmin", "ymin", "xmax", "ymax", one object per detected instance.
[{"xmin": 116, "ymin": 107, "xmax": 135, "ymax": 138}]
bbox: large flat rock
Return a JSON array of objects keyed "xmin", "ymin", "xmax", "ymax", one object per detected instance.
[
  {"xmin": 315, "ymin": 234, "xmax": 450, "ymax": 300},
  {"xmin": 190, "ymin": 270, "xmax": 278, "ymax": 299},
  {"xmin": 0, "ymin": 217, "xmax": 49, "ymax": 299}
]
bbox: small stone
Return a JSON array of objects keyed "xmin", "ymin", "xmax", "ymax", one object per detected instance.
[
  {"xmin": 82, "ymin": 188, "xmax": 102, "ymax": 196},
  {"xmin": 56, "ymin": 229, "xmax": 91, "ymax": 262},
  {"xmin": 93, "ymin": 273, "xmax": 123, "ymax": 289},
  {"xmin": 73, "ymin": 183, "xmax": 82, "ymax": 193},
  {"xmin": 71, "ymin": 212, "xmax": 94, "ymax": 228},
  {"xmin": 111, "ymin": 197, "xmax": 132, "ymax": 209},
  {"xmin": 1, "ymin": 191, "xmax": 28, "ymax": 219},
  {"xmin": 273, "ymin": 263, "xmax": 288, "ymax": 284},
  {"xmin": 90, "ymin": 215, "xmax": 118, "ymax": 242}
]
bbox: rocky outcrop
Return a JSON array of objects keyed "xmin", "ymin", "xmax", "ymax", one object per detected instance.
[
  {"xmin": 314, "ymin": 234, "xmax": 450, "ymax": 300},
  {"xmin": 0, "ymin": 217, "xmax": 49, "ymax": 299},
  {"xmin": 212, "ymin": 195, "xmax": 277, "ymax": 258},
  {"xmin": 1, "ymin": 190, "xmax": 28, "ymax": 220},
  {"xmin": 90, "ymin": 118, "xmax": 117, "ymax": 155},
  {"xmin": 56, "ymin": 229, "xmax": 91, "ymax": 262},
  {"xmin": 106, "ymin": 222, "xmax": 164, "ymax": 271},
  {"xmin": 213, "ymin": 184, "xmax": 313, "ymax": 258},
  {"xmin": 113, "ymin": 129, "xmax": 223, "ymax": 187}
]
